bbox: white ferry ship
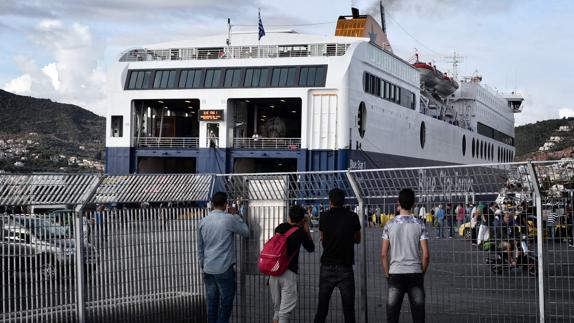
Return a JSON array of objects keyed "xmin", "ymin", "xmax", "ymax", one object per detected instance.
[{"xmin": 105, "ymin": 7, "xmax": 523, "ymax": 175}]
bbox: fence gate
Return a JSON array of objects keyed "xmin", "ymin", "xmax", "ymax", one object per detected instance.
[
  {"xmin": 1, "ymin": 161, "xmax": 574, "ymax": 323},
  {"xmin": 222, "ymin": 161, "xmax": 574, "ymax": 323}
]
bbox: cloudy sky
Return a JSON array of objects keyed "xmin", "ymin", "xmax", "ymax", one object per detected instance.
[{"xmin": 1, "ymin": 0, "xmax": 572, "ymax": 125}]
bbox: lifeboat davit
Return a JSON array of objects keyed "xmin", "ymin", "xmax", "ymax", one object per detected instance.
[{"xmin": 413, "ymin": 61, "xmax": 459, "ymax": 97}]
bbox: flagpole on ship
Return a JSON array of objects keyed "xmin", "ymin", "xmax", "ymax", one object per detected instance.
[
  {"xmin": 258, "ymin": 8, "xmax": 265, "ymax": 58},
  {"xmin": 258, "ymin": 8, "xmax": 261, "ymax": 57},
  {"xmin": 226, "ymin": 18, "xmax": 232, "ymax": 58}
]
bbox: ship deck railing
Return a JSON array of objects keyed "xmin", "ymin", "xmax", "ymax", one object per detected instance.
[
  {"xmin": 233, "ymin": 137, "xmax": 301, "ymax": 150},
  {"xmin": 119, "ymin": 43, "xmax": 350, "ymax": 62},
  {"xmin": 136, "ymin": 137, "xmax": 200, "ymax": 149}
]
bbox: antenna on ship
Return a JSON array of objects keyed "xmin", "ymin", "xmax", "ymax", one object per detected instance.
[
  {"xmin": 380, "ymin": 0, "xmax": 386, "ymax": 33},
  {"xmin": 226, "ymin": 18, "xmax": 232, "ymax": 47},
  {"xmin": 445, "ymin": 51, "xmax": 464, "ymax": 81}
]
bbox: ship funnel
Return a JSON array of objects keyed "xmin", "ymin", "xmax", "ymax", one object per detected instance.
[{"xmin": 336, "ymin": 7, "xmax": 393, "ymax": 52}]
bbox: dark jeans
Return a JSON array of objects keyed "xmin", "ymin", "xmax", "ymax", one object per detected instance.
[
  {"xmin": 387, "ymin": 273, "xmax": 426, "ymax": 323},
  {"xmin": 471, "ymin": 226, "xmax": 478, "ymax": 244},
  {"xmin": 204, "ymin": 266, "xmax": 236, "ymax": 323},
  {"xmin": 447, "ymin": 217, "xmax": 455, "ymax": 237},
  {"xmin": 314, "ymin": 264, "xmax": 356, "ymax": 323}
]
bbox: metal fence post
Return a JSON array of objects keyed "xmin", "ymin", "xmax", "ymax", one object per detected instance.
[
  {"xmin": 73, "ymin": 175, "xmax": 104, "ymax": 323},
  {"xmin": 345, "ymin": 171, "xmax": 368, "ymax": 323},
  {"xmin": 526, "ymin": 162, "xmax": 545, "ymax": 323}
]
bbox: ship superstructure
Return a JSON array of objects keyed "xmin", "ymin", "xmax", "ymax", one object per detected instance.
[{"xmin": 105, "ymin": 8, "xmax": 522, "ymax": 174}]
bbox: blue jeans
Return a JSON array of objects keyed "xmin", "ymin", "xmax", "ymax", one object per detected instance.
[
  {"xmin": 314, "ymin": 264, "xmax": 356, "ymax": 323},
  {"xmin": 204, "ymin": 266, "xmax": 236, "ymax": 323},
  {"xmin": 387, "ymin": 273, "xmax": 425, "ymax": 323},
  {"xmin": 436, "ymin": 218, "xmax": 445, "ymax": 238}
]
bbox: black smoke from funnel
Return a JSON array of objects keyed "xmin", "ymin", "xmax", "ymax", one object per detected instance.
[{"xmin": 366, "ymin": 0, "xmax": 517, "ymax": 16}]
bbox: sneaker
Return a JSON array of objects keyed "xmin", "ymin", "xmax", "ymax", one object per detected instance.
[{"xmin": 569, "ymin": 243, "xmax": 574, "ymax": 248}]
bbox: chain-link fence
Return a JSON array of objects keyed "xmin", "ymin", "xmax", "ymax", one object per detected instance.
[{"xmin": 1, "ymin": 161, "xmax": 574, "ymax": 323}]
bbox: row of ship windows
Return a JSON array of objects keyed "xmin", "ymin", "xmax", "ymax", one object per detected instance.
[
  {"xmin": 126, "ymin": 65, "xmax": 327, "ymax": 90},
  {"xmin": 467, "ymin": 137, "xmax": 514, "ymax": 162},
  {"xmin": 419, "ymin": 125, "xmax": 513, "ymax": 163},
  {"xmin": 363, "ymin": 72, "xmax": 416, "ymax": 110},
  {"xmin": 477, "ymin": 122, "xmax": 515, "ymax": 147}
]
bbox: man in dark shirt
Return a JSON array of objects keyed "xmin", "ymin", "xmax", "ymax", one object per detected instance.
[
  {"xmin": 495, "ymin": 211, "xmax": 519, "ymax": 266},
  {"xmin": 314, "ymin": 188, "xmax": 361, "ymax": 323},
  {"xmin": 269, "ymin": 205, "xmax": 315, "ymax": 323}
]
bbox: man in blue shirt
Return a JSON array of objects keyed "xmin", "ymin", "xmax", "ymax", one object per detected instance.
[
  {"xmin": 198, "ymin": 192, "xmax": 249, "ymax": 323},
  {"xmin": 435, "ymin": 205, "xmax": 445, "ymax": 239}
]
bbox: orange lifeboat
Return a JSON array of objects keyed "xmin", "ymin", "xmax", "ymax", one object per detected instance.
[{"xmin": 413, "ymin": 60, "xmax": 459, "ymax": 97}]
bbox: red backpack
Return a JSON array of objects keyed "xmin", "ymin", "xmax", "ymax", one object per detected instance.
[{"xmin": 258, "ymin": 226, "xmax": 299, "ymax": 276}]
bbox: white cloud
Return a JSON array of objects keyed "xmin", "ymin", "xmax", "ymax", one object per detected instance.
[
  {"xmin": 0, "ymin": 0, "xmax": 260, "ymax": 22},
  {"xmin": 4, "ymin": 74, "xmax": 31, "ymax": 94},
  {"xmin": 41, "ymin": 63, "xmax": 60, "ymax": 90},
  {"xmin": 558, "ymin": 108, "xmax": 574, "ymax": 119},
  {"xmin": 3, "ymin": 20, "xmax": 107, "ymax": 115},
  {"xmin": 37, "ymin": 19, "xmax": 63, "ymax": 30}
]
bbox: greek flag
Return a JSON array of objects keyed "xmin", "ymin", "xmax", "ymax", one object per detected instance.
[{"xmin": 258, "ymin": 10, "xmax": 266, "ymax": 40}]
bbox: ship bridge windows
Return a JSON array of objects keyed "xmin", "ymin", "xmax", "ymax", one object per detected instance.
[
  {"xmin": 299, "ymin": 66, "xmax": 327, "ymax": 87},
  {"xmin": 462, "ymin": 135, "xmax": 466, "ymax": 157},
  {"xmin": 179, "ymin": 69, "xmax": 203, "ymax": 88},
  {"xmin": 244, "ymin": 68, "xmax": 270, "ymax": 87},
  {"xmin": 125, "ymin": 65, "xmax": 327, "ymax": 91},
  {"xmin": 127, "ymin": 70, "xmax": 152, "ymax": 89},
  {"xmin": 471, "ymin": 138, "xmax": 475, "ymax": 158},
  {"xmin": 271, "ymin": 67, "xmax": 297, "ymax": 87},
  {"xmin": 204, "ymin": 69, "xmax": 223, "ymax": 88},
  {"xmin": 363, "ymin": 72, "xmax": 415, "ymax": 110},
  {"xmin": 153, "ymin": 70, "xmax": 177, "ymax": 89},
  {"xmin": 224, "ymin": 69, "xmax": 242, "ymax": 88}
]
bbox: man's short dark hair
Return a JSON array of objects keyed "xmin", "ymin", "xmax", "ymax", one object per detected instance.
[
  {"xmin": 211, "ymin": 192, "xmax": 228, "ymax": 208},
  {"xmin": 398, "ymin": 188, "xmax": 415, "ymax": 211},
  {"xmin": 289, "ymin": 205, "xmax": 306, "ymax": 223},
  {"xmin": 328, "ymin": 188, "xmax": 345, "ymax": 207}
]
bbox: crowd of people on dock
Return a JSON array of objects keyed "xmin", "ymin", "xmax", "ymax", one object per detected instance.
[
  {"xmin": 196, "ymin": 190, "xmax": 573, "ymax": 323},
  {"xmin": 197, "ymin": 188, "xmax": 428, "ymax": 323}
]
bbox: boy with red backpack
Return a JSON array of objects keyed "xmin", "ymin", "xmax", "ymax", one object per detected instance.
[{"xmin": 262, "ymin": 205, "xmax": 315, "ymax": 323}]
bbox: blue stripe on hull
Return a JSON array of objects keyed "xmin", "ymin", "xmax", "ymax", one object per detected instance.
[
  {"xmin": 106, "ymin": 146, "xmax": 463, "ymax": 175},
  {"xmin": 348, "ymin": 149, "xmax": 456, "ymax": 169}
]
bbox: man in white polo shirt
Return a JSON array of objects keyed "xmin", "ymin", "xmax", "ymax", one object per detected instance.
[{"xmin": 381, "ymin": 188, "xmax": 430, "ymax": 323}]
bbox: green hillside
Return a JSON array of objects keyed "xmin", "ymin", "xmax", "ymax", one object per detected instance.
[
  {"xmin": 0, "ymin": 89, "xmax": 104, "ymax": 141},
  {"xmin": 0, "ymin": 90, "xmax": 105, "ymax": 172},
  {"xmin": 515, "ymin": 117, "xmax": 574, "ymax": 159}
]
